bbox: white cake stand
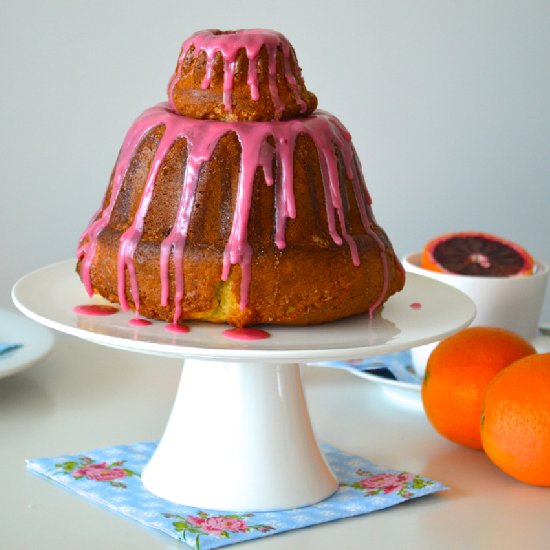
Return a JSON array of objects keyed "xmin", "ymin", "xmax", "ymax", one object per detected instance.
[{"xmin": 12, "ymin": 260, "xmax": 475, "ymax": 512}]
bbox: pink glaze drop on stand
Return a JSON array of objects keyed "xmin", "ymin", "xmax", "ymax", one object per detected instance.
[
  {"xmin": 410, "ymin": 302, "xmax": 422, "ymax": 310},
  {"xmin": 165, "ymin": 323, "xmax": 191, "ymax": 334},
  {"xmin": 222, "ymin": 327, "xmax": 271, "ymax": 340},
  {"xmin": 73, "ymin": 304, "xmax": 119, "ymax": 316},
  {"xmin": 128, "ymin": 318, "xmax": 153, "ymax": 326}
]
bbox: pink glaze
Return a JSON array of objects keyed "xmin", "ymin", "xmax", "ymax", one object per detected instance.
[
  {"xmin": 165, "ymin": 323, "xmax": 191, "ymax": 334},
  {"xmin": 73, "ymin": 304, "xmax": 118, "ymax": 316},
  {"xmin": 167, "ymin": 29, "xmax": 306, "ymax": 115},
  {"xmin": 77, "ymin": 102, "xmax": 390, "ymax": 323},
  {"xmin": 410, "ymin": 302, "xmax": 422, "ymax": 309},
  {"xmin": 128, "ymin": 318, "xmax": 153, "ymax": 326},
  {"xmin": 222, "ymin": 327, "xmax": 271, "ymax": 340}
]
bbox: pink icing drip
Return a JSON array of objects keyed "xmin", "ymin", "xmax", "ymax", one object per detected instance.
[
  {"xmin": 316, "ymin": 150, "xmax": 343, "ymax": 247},
  {"xmin": 410, "ymin": 302, "xmax": 422, "ymax": 309},
  {"xmin": 267, "ymin": 45, "xmax": 284, "ymax": 116},
  {"xmin": 165, "ymin": 323, "xmax": 191, "ymax": 333},
  {"xmin": 77, "ymin": 107, "xmax": 167, "ymax": 296},
  {"xmin": 158, "ymin": 119, "xmax": 227, "ymax": 323},
  {"xmin": 79, "ymin": 102, "xmax": 388, "ymax": 323},
  {"xmin": 201, "ymin": 62, "xmax": 213, "ymax": 90},
  {"xmin": 247, "ymin": 55, "xmax": 260, "ymax": 101},
  {"xmin": 349, "ymin": 153, "xmax": 390, "ymax": 316},
  {"xmin": 129, "ymin": 318, "xmax": 152, "ymax": 326},
  {"xmin": 168, "ymin": 29, "xmax": 307, "ymax": 114},
  {"xmin": 325, "ymin": 119, "xmax": 360, "ymax": 265},
  {"xmin": 73, "ymin": 304, "xmax": 118, "ymax": 316},
  {"xmin": 281, "ymin": 46, "xmax": 307, "ymax": 112},
  {"xmin": 222, "ymin": 59, "xmax": 236, "ymax": 111},
  {"xmin": 258, "ymin": 140, "xmax": 275, "ymax": 186},
  {"xmin": 313, "ymin": 118, "xmax": 360, "ymax": 265},
  {"xmin": 117, "ymin": 127, "xmax": 175, "ymax": 312},
  {"xmin": 220, "ymin": 124, "xmax": 260, "ymax": 308},
  {"xmin": 222, "ymin": 327, "xmax": 271, "ymax": 340},
  {"xmin": 273, "ymin": 125, "xmax": 297, "ymax": 249}
]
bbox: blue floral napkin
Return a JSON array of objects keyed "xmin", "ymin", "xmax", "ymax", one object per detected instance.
[{"xmin": 27, "ymin": 441, "xmax": 446, "ymax": 548}]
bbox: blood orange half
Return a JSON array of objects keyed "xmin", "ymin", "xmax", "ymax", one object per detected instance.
[{"xmin": 421, "ymin": 232, "xmax": 534, "ymax": 277}]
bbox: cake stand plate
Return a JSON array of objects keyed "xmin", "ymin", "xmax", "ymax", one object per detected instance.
[{"xmin": 12, "ymin": 260, "xmax": 475, "ymax": 511}]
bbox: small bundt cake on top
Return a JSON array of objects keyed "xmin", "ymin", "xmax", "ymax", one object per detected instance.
[
  {"xmin": 168, "ymin": 29, "xmax": 318, "ymax": 121},
  {"xmin": 77, "ymin": 29, "xmax": 405, "ymax": 327}
]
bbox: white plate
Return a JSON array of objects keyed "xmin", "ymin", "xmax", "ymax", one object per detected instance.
[
  {"xmin": 313, "ymin": 351, "xmax": 423, "ymax": 408},
  {"xmin": 337, "ymin": 331, "xmax": 550, "ymax": 409},
  {"xmin": 350, "ymin": 370, "xmax": 422, "ymax": 409},
  {"xmin": 12, "ymin": 260, "xmax": 476, "ymax": 364},
  {"xmin": 0, "ymin": 309, "xmax": 55, "ymax": 380}
]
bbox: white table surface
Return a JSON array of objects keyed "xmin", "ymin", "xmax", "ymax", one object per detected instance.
[{"xmin": 1, "ymin": 331, "xmax": 549, "ymax": 550}]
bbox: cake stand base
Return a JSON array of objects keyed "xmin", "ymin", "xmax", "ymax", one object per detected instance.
[{"xmin": 141, "ymin": 359, "xmax": 338, "ymax": 512}]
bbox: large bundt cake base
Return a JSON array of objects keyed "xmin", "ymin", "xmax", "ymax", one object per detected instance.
[{"xmin": 77, "ymin": 105, "xmax": 404, "ymax": 327}]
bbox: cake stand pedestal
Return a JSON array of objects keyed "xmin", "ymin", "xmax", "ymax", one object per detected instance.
[
  {"xmin": 142, "ymin": 359, "xmax": 336, "ymax": 510},
  {"xmin": 12, "ymin": 260, "xmax": 475, "ymax": 512}
]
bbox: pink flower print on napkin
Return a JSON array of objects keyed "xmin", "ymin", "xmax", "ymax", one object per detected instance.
[
  {"xmin": 54, "ymin": 457, "xmax": 139, "ymax": 488},
  {"xmin": 72, "ymin": 462, "xmax": 127, "ymax": 482},
  {"xmin": 358, "ymin": 472, "xmax": 413, "ymax": 494},
  {"xmin": 342, "ymin": 469, "xmax": 433, "ymax": 499},
  {"xmin": 163, "ymin": 511, "xmax": 275, "ymax": 548},
  {"xmin": 187, "ymin": 515, "xmax": 249, "ymax": 535}
]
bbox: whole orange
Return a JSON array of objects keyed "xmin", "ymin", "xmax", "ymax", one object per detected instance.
[
  {"xmin": 481, "ymin": 353, "xmax": 550, "ymax": 486},
  {"xmin": 421, "ymin": 327, "xmax": 536, "ymax": 449}
]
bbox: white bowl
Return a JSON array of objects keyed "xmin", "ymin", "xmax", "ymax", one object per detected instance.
[{"xmin": 403, "ymin": 252, "xmax": 549, "ymax": 376}]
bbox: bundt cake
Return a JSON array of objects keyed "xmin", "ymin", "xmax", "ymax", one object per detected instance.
[
  {"xmin": 167, "ymin": 29, "xmax": 318, "ymax": 121},
  {"xmin": 77, "ymin": 29, "xmax": 405, "ymax": 327}
]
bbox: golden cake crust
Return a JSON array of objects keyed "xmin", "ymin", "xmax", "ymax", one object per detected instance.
[{"xmin": 80, "ymin": 233, "xmax": 403, "ymax": 327}]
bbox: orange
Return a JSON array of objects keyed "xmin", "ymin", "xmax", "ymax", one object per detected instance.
[
  {"xmin": 421, "ymin": 232, "xmax": 534, "ymax": 276},
  {"xmin": 481, "ymin": 353, "xmax": 550, "ymax": 486},
  {"xmin": 421, "ymin": 327, "xmax": 536, "ymax": 449}
]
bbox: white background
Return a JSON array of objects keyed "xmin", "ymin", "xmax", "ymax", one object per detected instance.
[{"xmin": 1, "ymin": 0, "xmax": 548, "ymax": 323}]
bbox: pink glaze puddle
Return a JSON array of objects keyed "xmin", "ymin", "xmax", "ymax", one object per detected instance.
[
  {"xmin": 128, "ymin": 318, "xmax": 153, "ymax": 326},
  {"xmin": 73, "ymin": 304, "xmax": 119, "ymax": 316},
  {"xmin": 165, "ymin": 323, "xmax": 191, "ymax": 334},
  {"xmin": 222, "ymin": 327, "xmax": 271, "ymax": 340},
  {"xmin": 410, "ymin": 302, "xmax": 422, "ymax": 309}
]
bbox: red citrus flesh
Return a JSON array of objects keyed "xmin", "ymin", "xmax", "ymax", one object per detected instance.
[{"xmin": 421, "ymin": 232, "xmax": 534, "ymax": 276}]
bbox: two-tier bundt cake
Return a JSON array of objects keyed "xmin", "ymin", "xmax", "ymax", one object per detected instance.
[{"xmin": 77, "ymin": 29, "xmax": 405, "ymax": 327}]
